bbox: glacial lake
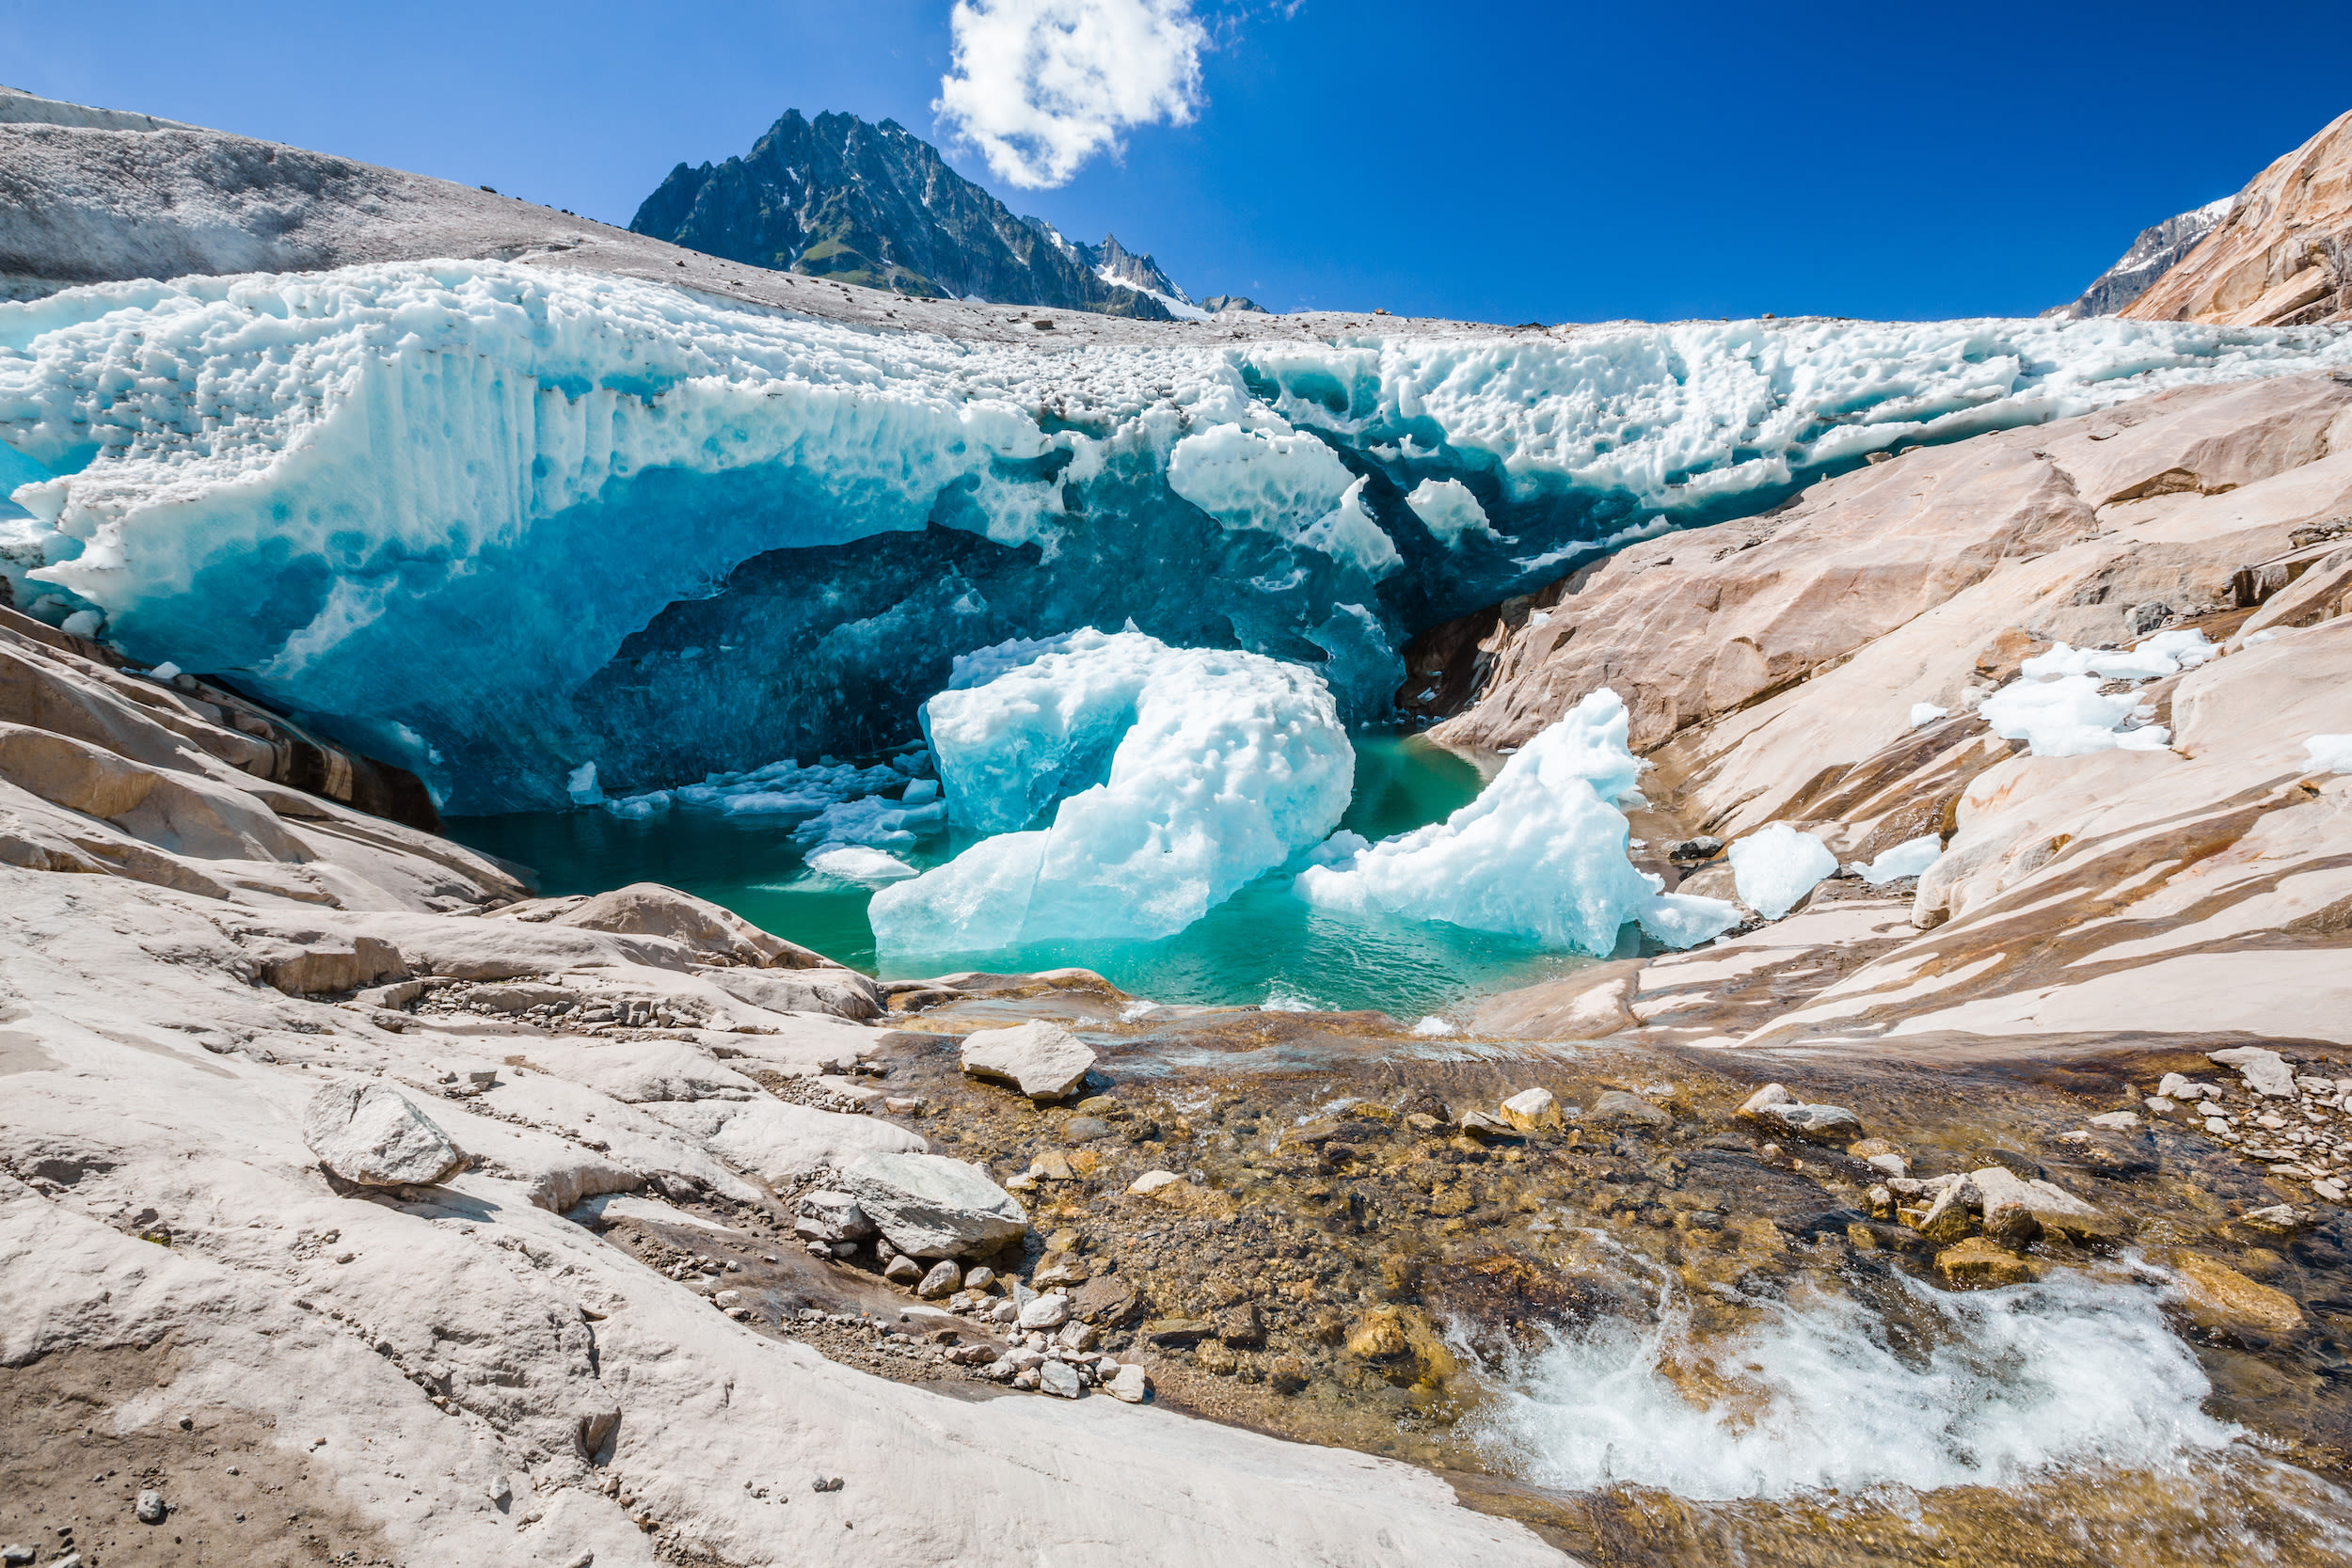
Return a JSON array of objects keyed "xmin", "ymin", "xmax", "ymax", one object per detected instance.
[{"xmin": 447, "ymin": 733, "xmax": 1616, "ymax": 1019}]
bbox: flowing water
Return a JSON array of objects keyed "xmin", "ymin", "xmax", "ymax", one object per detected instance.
[{"xmin": 449, "ymin": 733, "xmax": 1609, "ymax": 1017}]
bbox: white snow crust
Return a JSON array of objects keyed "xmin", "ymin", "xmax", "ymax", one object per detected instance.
[
  {"xmin": 2306, "ymin": 735, "xmax": 2352, "ymax": 773},
  {"xmin": 1728, "ymin": 823, "xmax": 1838, "ymax": 920},
  {"xmin": 1296, "ymin": 688, "xmax": 1737, "ymax": 953},
  {"xmin": 2020, "ymin": 629, "xmax": 2216, "ymax": 682},
  {"xmin": 868, "ymin": 629, "xmax": 1352, "ymax": 949}
]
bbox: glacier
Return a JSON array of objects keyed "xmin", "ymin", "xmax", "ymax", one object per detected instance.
[
  {"xmin": 1295, "ymin": 689, "xmax": 1738, "ymax": 954},
  {"xmin": 5, "ymin": 260, "xmax": 2351, "ymax": 810},
  {"xmin": 868, "ymin": 629, "xmax": 1352, "ymax": 950}
]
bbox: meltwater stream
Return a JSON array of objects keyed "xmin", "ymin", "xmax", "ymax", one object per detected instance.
[{"xmin": 447, "ymin": 733, "xmax": 1606, "ymax": 1015}]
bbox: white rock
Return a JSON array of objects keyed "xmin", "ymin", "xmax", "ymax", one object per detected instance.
[
  {"xmin": 1038, "ymin": 1360, "xmax": 1084, "ymax": 1399},
  {"xmin": 959, "ymin": 1021, "xmax": 1096, "ymax": 1100},
  {"xmin": 1747, "ymin": 1100, "xmax": 1864, "ymax": 1143},
  {"xmin": 1018, "ymin": 1292, "xmax": 1072, "ymax": 1330},
  {"xmin": 2086, "ymin": 1110, "xmax": 2141, "ymax": 1130},
  {"xmin": 1128, "ymin": 1170, "xmax": 1184, "ymax": 1196},
  {"xmin": 1105, "ymin": 1363, "xmax": 1151, "ymax": 1403},
  {"xmin": 300, "ymin": 1080, "xmax": 466, "ymax": 1187},
  {"xmin": 793, "ymin": 1189, "xmax": 877, "ymax": 1243},
  {"xmin": 834, "ymin": 1152, "xmax": 1029, "ymax": 1259},
  {"xmin": 2211, "ymin": 1047, "xmax": 2296, "ymax": 1100},
  {"xmin": 1499, "ymin": 1087, "xmax": 1562, "ymax": 1132},
  {"xmin": 1738, "ymin": 1083, "xmax": 1792, "ymax": 1116}
]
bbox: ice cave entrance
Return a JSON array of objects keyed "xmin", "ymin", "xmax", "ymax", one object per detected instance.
[{"xmin": 447, "ymin": 732, "xmax": 1629, "ymax": 1017}]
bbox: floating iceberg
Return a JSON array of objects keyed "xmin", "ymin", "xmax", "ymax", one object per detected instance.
[
  {"xmin": 1296, "ymin": 689, "xmax": 1737, "ymax": 953},
  {"xmin": 1979, "ymin": 675, "xmax": 2170, "ymax": 757},
  {"xmin": 869, "ymin": 630, "xmax": 1353, "ymax": 949},
  {"xmin": 7, "ymin": 261, "xmax": 2348, "ymax": 808},
  {"xmin": 806, "ymin": 845, "xmax": 919, "ymax": 885},
  {"xmin": 1728, "ymin": 824, "xmax": 1838, "ymax": 919}
]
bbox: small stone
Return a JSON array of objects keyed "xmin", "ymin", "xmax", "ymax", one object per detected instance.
[
  {"xmin": 135, "ymin": 1490, "xmax": 167, "ymax": 1525},
  {"xmin": 1747, "ymin": 1100, "xmax": 1863, "ymax": 1143},
  {"xmin": 1037, "ymin": 1360, "xmax": 1084, "ymax": 1399},
  {"xmin": 1345, "ymin": 1307, "xmax": 1412, "ymax": 1359},
  {"xmin": 1056, "ymin": 1319, "xmax": 1099, "ymax": 1351},
  {"xmin": 1587, "ymin": 1090, "xmax": 1672, "ymax": 1129},
  {"xmin": 1104, "ymin": 1362, "xmax": 1150, "ymax": 1402},
  {"xmin": 1018, "ymin": 1291, "xmax": 1073, "ymax": 1330},
  {"xmin": 1499, "ymin": 1087, "xmax": 1563, "ymax": 1132},
  {"xmin": 1216, "ymin": 1301, "xmax": 1265, "ymax": 1346},
  {"xmin": 990, "ymin": 1298, "xmax": 1019, "ymax": 1324},
  {"xmin": 964, "ymin": 1265, "xmax": 997, "ymax": 1291},
  {"xmin": 813, "ymin": 1476, "xmax": 844, "ymax": 1494},
  {"xmin": 2086, "ymin": 1110, "xmax": 2140, "ymax": 1131},
  {"xmin": 915, "ymin": 1259, "xmax": 962, "ymax": 1298},
  {"xmin": 2169, "ymin": 1254, "xmax": 2302, "ymax": 1335},
  {"xmin": 1012, "ymin": 1368, "xmax": 1041, "ymax": 1390},
  {"xmin": 2210, "ymin": 1046, "xmax": 2296, "ymax": 1100},
  {"xmin": 960, "ymin": 1021, "xmax": 1096, "ymax": 1100},
  {"xmin": 2241, "ymin": 1204, "xmax": 2306, "ymax": 1235},
  {"xmin": 2144, "ymin": 1096, "xmax": 2177, "ymax": 1116},
  {"xmin": 1140, "ymin": 1317, "xmax": 1215, "ymax": 1346},
  {"xmin": 2313, "ymin": 1179, "xmax": 2346, "ymax": 1203},
  {"xmin": 2, "ymin": 1547, "xmax": 31, "ymax": 1567},
  {"xmin": 1128, "ymin": 1170, "xmax": 1183, "ymax": 1196},
  {"xmin": 1936, "ymin": 1237, "xmax": 2038, "ymax": 1288},
  {"xmin": 1738, "ymin": 1083, "xmax": 1792, "ymax": 1116},
  {"xmin": 1063, "ymin": 1116, "xmax": 1114, "ymax": 1142},
  {"xmin": 882, "ymin": 1254, "xmax": 922, "ymax": 1285},
  {"xmin": 1457, "ymin": 1110, "xmax": 1518, "ymax": 1139},
  {"xmin": 793, "ymin": 1189, "xmax": 877, "ymax": 1243}
]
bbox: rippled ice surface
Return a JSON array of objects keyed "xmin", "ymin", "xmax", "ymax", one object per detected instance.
[{"xmin": 449, "ymin": 735, "xmax": 1606, "ymax": 1015}]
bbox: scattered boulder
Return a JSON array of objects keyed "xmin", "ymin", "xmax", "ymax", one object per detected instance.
[
  {"xmin": 1936, "ymin": 1237, "xmax": 2039, "ymax": 1288},
  {"xmin": 1738, "ymin": 1085, "xmax": 1863, "ymax": 1144},
  {"xmin": 2168, "ymin": 1254, "xmax": 2303, "ymax": 1336},
  {"xmin": 1499, "ymin": 1087, "xmax": 1563, "ymax": 1133},
  {"xmin": 834, "ymin": 1151, "xmax": 1030, "ymax": 1259},
  {"xmin": 883, "ymin": 1253, "xmax": 923, "ymax": 1285},
  {"xmin": 301, "ymin": 1080, "xmax": 466, "ymax": 1187},
  {"xmin": 1018, "ymin": 1292, "xmax": 1072, "ymax": 1330},
  {"xmin": 916, "ymin": 1259, "xmax": 962, "ymax": 1299},
  {"xmin": 793, "ymin": 1189, "xmax": 878, "ymax": 1244},
  {"xmin": 1104, "ymin": 1362, "xmax": 1150, "ymax": 1402},
  {"xmin": 135, "ymin": 1490, "xmax": 166, "ymax": 1525},
  {"xmin": 1038, "ymin": 1360, "xmax": 1084, "ymax": 1399},
  {"xmin": 2210, "ymin": 1046, "xmax": 2296, "ymax": 1100},
  {"xmin": 959, "ymin": 1021, "xmax": 1096, "ymax": 1100},
  {"xmin": 1586, "ymin": 1090, "xmax": 1671, "ymax": 1129}
]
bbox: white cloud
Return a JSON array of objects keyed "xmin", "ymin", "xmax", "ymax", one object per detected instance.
[{"xmin": 933, "ymin": 0, "xmax": 1211, "ymax": 190}]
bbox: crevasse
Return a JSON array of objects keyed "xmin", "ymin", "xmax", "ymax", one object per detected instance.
[{"xmin": 4, "ymin": 261, "xmax": 2348, "ymax": 810}]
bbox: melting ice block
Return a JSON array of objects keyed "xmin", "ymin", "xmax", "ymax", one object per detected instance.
[
  {"xmin": 1728, "ymin": 824, "xmax": 1838, "ymax": 920},
  {"xmin": 1295, "ymin": 689, "xmax": 1740, "ymax": 954},
  {"xmin": 868, "ymin": 630, "xmax": 1353, "ymax": 949},
  {"xmin": 1979, "ymin": 675, "xmax": 2169, "ymax": 757}
]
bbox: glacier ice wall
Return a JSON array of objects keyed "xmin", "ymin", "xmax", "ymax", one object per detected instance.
[
  {"xmin": 869, "ymin": 629, "xmax": 1352, "ymax": 949},
  {"xmin": 3, "ymin": 261, "xmax": 2349, "ymax": 810}
]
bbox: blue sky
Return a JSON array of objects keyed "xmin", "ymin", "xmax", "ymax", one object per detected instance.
[{"xmin": 8, "ymin": 0, "xmax": 2350, "ymax": 323}]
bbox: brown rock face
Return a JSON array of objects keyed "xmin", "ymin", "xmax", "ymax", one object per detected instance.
[{"xmin": 2123, "ymin": 108, "xmax": 2352, "ymax": 327}]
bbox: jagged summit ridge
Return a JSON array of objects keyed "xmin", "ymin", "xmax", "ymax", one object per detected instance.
[
  {"xmin": 2049, "ymin": 196, "xmax": 2237, "ymax": 320},
  {"xmin": 630, "ymin": 109, "xmax": 1173, "ymax": 318}
]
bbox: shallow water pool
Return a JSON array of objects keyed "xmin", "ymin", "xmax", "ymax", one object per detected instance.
[{"xmin": 447, "ymin": 733, "xmax": 1615, "ymax": 1017}]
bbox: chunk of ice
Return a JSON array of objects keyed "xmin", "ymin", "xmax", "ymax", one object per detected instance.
[
  {"xmin": 870, "ymin": 631, "xmax": 1352, "ymax": 948},
  {"xmin": 2305, "ymin": 735, "xmax": 2352, "ymax": 774},
  {"xmin": 1851, "ymin": 834, "xmax": 1943, "ymax": 885},
  {"xmin": 1728, "ymin": 824, "xmax": 1837, "ymax": 920},
  {"xmin": 1297, "ymin": 689, "xmax": 1713, "ymax": 955},
  {"xmin": 806, "ymin": 846, "xmax": 920, "ymax": 885},
  {"xmin": 1908, "ymin": 703, "xmax": 1950, "ymax": 728},
  {"xmin": 1979, "ymin": 675, "xmax": 2169, "ymax": 758}
]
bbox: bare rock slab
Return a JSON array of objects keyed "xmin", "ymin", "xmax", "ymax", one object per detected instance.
[
  {"xmin": 835, "ymin": 1151, "xmax": 1029, "ymax": 1259},
  {"xmin": 301, "ymin": 1080, "xmax": 465, "ymax": 1186},
  {"xmin": 959, "ymin": 1021, "xmax": 1095, "ymax": 1099}
]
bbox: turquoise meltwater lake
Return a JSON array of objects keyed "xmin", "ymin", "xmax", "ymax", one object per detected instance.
[{"xmin": 446, "ymin": 733, "xmax": 1615, "ymax": 1019}]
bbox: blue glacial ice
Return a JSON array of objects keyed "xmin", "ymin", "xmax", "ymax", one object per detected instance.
[
  {"xmin": 5, "ymin": 261, "xmax": 2351, "ymax": 809},
  {"xmin": 868, "ymin": 628, "xmax": 1353, "ymax": 949},
  {"xmin": 1296, "ymin": 689, "xmax": 1740, "ymax": 954}
]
